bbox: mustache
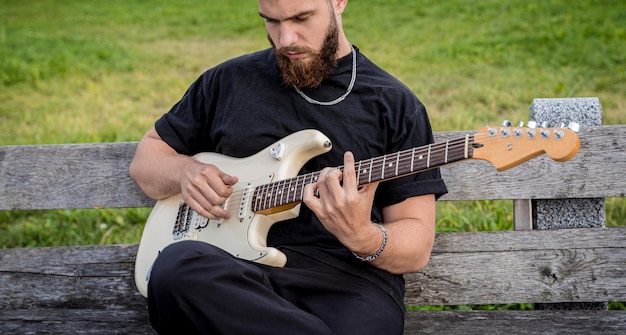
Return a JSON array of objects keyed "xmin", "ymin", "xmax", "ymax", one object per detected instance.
[{"xmin": 275, "ymin": 46, "xmax": 319, "ymax": 58}]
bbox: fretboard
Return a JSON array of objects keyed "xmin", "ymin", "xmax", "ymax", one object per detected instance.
[{"xmin": 251, "ymin": 134, "xmax": 474, "ymax": 212}]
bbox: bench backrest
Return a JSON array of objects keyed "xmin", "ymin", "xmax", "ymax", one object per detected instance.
[{"xmin": 1, "ymin": 125, "xmax": 625, "ymax": 211}]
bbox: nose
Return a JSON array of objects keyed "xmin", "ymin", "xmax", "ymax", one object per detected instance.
[{"xmin": 278, "ymin": 22, "xmax": 298, "ymax": 47}]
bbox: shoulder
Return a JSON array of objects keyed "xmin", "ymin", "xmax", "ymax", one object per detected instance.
[
  {"xmin": 356, "ymin": 50, "xmax": 419, "ymax": 102},
  {"xmin": 356, "ymin": 50, "xmax": 426, "ymax": 116},
  {"xmin": 206, "ymin": 48, "xmax": 275, "ymax": 75},
  {"xmin": 191, "ymin": 48, "xmax": 279, "ymax": 89}
]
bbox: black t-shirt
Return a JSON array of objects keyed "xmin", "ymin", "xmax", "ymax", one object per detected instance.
[{"xmin": 155, "ymin": 46, "xmax": 448, "ymax": 311}]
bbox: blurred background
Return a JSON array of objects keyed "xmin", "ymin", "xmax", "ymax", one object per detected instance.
[{"xmin": 1, "ymin": 0, "xmax": 624, "ymax": 256}]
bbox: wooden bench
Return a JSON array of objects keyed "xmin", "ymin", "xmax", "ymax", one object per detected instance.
[{"xmin": 1, "ymin": 98, "xmax": 625, "ymax": 334}]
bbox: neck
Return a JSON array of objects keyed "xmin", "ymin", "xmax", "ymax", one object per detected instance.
[
  {"xmin": 336, "ymin": 35, "xmax": 352, "ymax": 59},
  {"xmin": 251, "ymin": 135, "xmax": 475, "ymax": 212}
]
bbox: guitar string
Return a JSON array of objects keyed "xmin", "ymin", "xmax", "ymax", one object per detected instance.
[
  {"xmin": 216, "ymin": 137, "xmax": 478, "ymax": 214},
  {"xmin": 222, "ymin": 132, "xmax": 555, "ymax": 212},
  {"xmin": 195, "ymin": 128, "xmax": 571, "ymax": 217},
  {"xmin": 224, "ymin": 130, "xmax": 557, "ymax": 202}
]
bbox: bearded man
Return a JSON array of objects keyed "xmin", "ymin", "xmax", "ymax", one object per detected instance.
[{"xmin": 130, "ymin": 0, "xmax": 447, "ymax": 334}]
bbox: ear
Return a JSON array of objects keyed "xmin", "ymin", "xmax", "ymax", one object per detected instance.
[{"xmin": 333, "ymin": 0, "xmax": 348, "ymax": 15}]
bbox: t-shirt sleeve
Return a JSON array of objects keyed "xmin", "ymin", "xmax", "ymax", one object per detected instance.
[
  {"xmin": 154, "ymin": 73, "xmax": 216, "ymax": 156},
  {"xmin": 374, "ymin": 100, "xmax": 448, "ymax": 210}
]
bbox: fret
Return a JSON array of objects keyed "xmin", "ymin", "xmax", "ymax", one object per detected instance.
[
  {"xmin": 426, "ymin": 144, "xmax": 432, "ymax": 168},
  {"xmin": 265, "ymin": 182, "xmax": 275, "ymax": 209},
  {"xmin": 381, "ymin": 155, "xmax": 386, "ymax": 180},
  {"xmin": 255, "ymin": 185, "xmax": 267, "ymax": 211},
  {"xmin": 302, "ymin": 173, "xmax": 319, "ymax": 189},
  {"xmin": 294, "ymin": 174, "xmax": 304, "ymax": 202},
  {"xmin": 271, "ymin": 180, "xmax": 280, "ymax": 208},
  {"xmin": 251, "ymin": 186, "xmax": 259, "ymax": 211},
  {"xmin": 274, "ymin": 180, "xmax": 282, "ymax": 208},
  {"xmin": 305, "ymin": 173, "xmax": 317, "ymax": 197},
  {"xmin": 410, "ymin": 148, "xmax": 415, "ymax": 172},
  {"xmin": 285, "ymin": 179, "xmax": 294, "ymax": 204},
  {"xmin": 375, "ymin": 156, "xmax": 384, "ymax": 181},
  {"xmin": 445, "ymin": 140, "xmax": 449, "ymax": 163},
  {"xmin": 397, "ymin": 149, "xmax": 411, "ymax": 176},
  {"xmin": 413, "ymin": 147, "xmax": 424, "ymax": 171},
  {"xmin": 276, "ymin": 179, "xmax": 287, "ymax": 207},
  {"xmin": 395, "ymin": 151, "xmax": 400, "ymax": 176},
  {"xmin": 257, "ymin": 185, "xmax": 264, "ymax": 210},
  {"xmin": 293, "ymin": 175, "xmax": 302, "ymax": 203}
]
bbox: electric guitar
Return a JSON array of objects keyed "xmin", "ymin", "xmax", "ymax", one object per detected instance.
[{"xmin": 134, "ymin": 122, "xmax": 580, "ymax": 297}]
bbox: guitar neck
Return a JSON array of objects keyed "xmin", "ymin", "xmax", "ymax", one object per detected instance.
[{"xmin": 251, "ymin": 134, "xmax": 474, "ymax": 212}]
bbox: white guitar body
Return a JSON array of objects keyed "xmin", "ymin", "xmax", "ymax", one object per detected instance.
[{"xmin": 134, "ymin": 129, "xmax": 332, "ymax": 297}]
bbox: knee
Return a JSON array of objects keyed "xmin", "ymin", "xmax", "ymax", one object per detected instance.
[{"xmin": 148, "ymin": 241, "xmax": 226, "ymax": 295}]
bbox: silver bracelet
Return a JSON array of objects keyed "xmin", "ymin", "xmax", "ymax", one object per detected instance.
[{"xmin": 352, "ymin": 223, "xmax": 387, "ymax": 262}]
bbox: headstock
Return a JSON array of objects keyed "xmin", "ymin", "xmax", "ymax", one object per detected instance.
[{"xmin": 472, "ymin": 121, "xmax": 581, "ymax": 171}]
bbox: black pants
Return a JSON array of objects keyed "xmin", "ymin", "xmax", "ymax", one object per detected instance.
[{"xmin": 147, "ymin": 241, "xmax": 404, "ymax": 335}]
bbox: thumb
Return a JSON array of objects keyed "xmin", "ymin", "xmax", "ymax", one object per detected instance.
[{"xmin": 221, "ymin": 173, "xmax": 239, "ymax": 186}]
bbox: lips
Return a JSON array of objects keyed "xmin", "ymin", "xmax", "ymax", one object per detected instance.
[
  {"xmin": 286, "ymin": 52, "xmax": 307, "ymax": 60},
  {"xmin": 277, "ymin": 46, "xmax": 311, "ymax": 61}
]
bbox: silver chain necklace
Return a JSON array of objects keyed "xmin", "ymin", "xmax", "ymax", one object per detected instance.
[{"xmin": 294, "ymin": 46, "xmax": 357, "ymax": 106}]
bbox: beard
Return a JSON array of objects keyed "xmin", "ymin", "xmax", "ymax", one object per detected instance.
[{"xmin": 271, "ymin": 17, "xmax": 340, "ymax": 89}]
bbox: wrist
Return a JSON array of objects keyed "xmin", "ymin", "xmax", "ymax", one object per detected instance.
[{"xmin": 352, "ymin": 223, "xmax": 387, "ymax": 262}]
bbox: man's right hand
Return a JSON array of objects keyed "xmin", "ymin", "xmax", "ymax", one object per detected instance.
[
  {"xmin": 130, "ymin": 127, "xmax": 238, "ymax": 220},
  {"xmin": 180, "ymin": 162, "xmax": 238, "ymax": 220}
]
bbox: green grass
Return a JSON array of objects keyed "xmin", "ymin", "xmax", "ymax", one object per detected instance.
[
  {"xmin": 0, "ymin": 208, "xmax": 148, "ymax": 247},
  {"xmin": 1, "ymin": 0, "xmax": 624, "ymax": 238},
  {"xmin": 2, "ymin": 0, "xmax": 625, "ymax": 145},
  {"xmin": 2, "ymin": 0, "xmax": 624, "ymax": 237},
  {"xmin": 1, "ymin": 0, "xmax": 625, "ymax": 309}
]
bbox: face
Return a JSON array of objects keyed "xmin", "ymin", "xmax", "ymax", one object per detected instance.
[{"xmin": 259, "ymin": 0, "xmax": 340, "ymax": 88}]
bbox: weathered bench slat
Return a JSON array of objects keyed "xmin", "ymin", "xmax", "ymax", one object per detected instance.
[
  {"xmin": 2, "ymin": 309, "xmax": 624, "ymax": 335},
  {"xmin": 3, "ymin": 309, "xmax": 624, "ymax": 335},
  {"xmin": 1, "ymin": 309, "xmax": 153, "ymax": 335},
  {"xmin": 436, "ymin": 125, "xmax": 626, "ymax": 200},
  {"xmin": 404, "ymin": 310, "xmax": 626, "ymax": 334},
  {"xmin": 2, "ymin": 228, "xmax": 624, "ymax": 310},
  {"xmin": 2, "ymin": 228, "xmax": 625, "ymax": 334},
  {"xmin": 0, "ymin": 244, "xmax": 143, "ymax": 311},
  {"xmin": 1, "ymin": 125, "xmax": 624, "ymax": 210},
  {"xmin": 0, "ymin": 142, "xmax": 154, "ymax": 210},
  {"xmin": 405, "ymin": 227, "xmax": 626, "ymax": 306}
]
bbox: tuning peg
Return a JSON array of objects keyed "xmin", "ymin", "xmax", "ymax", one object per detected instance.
[
  {"xmin": 541, "ymin": 121, "xmax": 550, "ymax": 128},
  {"xmin": 527, "ymin": 121, "xmax": 537, "ymax": 128},
  {"xmin": 518, "ymin": 121, "xmax": 524, "ymax": 127},
  {"xmin": 502, "ymin": 120, "xmax": 512, "ymax": 127},
  {"xmin": 568, "ymin": 122, "xmax": 581, "ymax": 133}
]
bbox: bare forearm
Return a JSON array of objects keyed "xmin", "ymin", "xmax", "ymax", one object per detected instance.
[
  {"xmin": 365, "ymin": 194, "xmax": 436, "ymax": 274},
  {"xmin": 129, "ymin": 128, "xmax": 190, "ymax": 200},
  {"xmin": 368, "ymin": 217, "xmax": 435, "ymax": 274}
]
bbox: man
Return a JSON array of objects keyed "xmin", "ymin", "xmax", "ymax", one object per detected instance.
[{"xmin": 130, "ymin": 0, "xmax": 447, "ymax": 334}]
